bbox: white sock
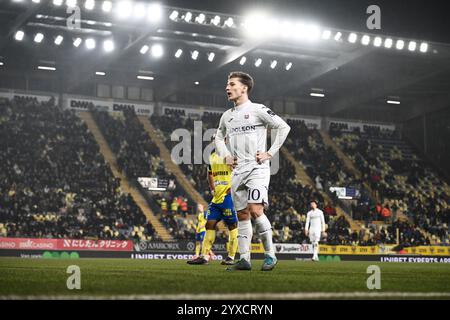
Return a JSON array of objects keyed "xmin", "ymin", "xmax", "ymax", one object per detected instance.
[
  {"xmin": 238, "ymin": 219, "xmax": 253, "ymax": 262},
  {"xmin": 313, "ymin": 242, "xmax": 319, "ymax": 259},
  {"xmin": 255, "ymin": 214, "xmax": 275, "ymax": 258}
]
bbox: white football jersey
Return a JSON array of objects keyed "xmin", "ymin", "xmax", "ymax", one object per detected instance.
[
  {"xmin": 305, "ymin": 209, "xmax": 326, "ymax": 233},
  {"xmin": 215, "ymin": 100, "xmax": 290, "ymax": 174}
]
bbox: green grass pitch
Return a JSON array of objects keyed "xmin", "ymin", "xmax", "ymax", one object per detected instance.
[{"xmin": 1, "ymin": 258, "xmax": 450, "ymax": 299}]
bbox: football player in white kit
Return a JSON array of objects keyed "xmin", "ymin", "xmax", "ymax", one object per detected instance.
[
  {"xmin": 215, "ymin": 72, "xmax": 291, "ymax": 271},
  {"xmin": 305, "ymin": 200, "xmax": 326, "ymax": 262}
]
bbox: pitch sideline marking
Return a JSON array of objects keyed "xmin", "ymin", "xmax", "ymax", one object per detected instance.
[{"xmin": 2, "ymin": 292, "xmax": 450, "ymax": 300}]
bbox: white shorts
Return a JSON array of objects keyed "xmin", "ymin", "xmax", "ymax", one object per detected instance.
[
  {"xmin": 309, "ymin": 231, "xmax": 321, "ymax": 243},
  {"xmin": 231, "ymin": 168, "xmax": 270, "ymax": 211}
]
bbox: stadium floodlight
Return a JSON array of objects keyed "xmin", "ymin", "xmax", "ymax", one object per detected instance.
[
  {"xmin": 133, "ymin": 3, "xmax": 147, "ymax": 19},
  {"xmin": 239, "ymin": 56, "xmax": 246, "ymax": 65},
  {"xmin": 95, "ymin": 71, "xmax": 106, "ymax": 76},
  {"xmin": 102, "ymin": 0, "xmax": 112, "ymax": 12},
  {"xmin": 254, "ymin": 58, "xmax": 262, "ymax": 67},
  {"xmin": 137, "ymin": 75, "xmax": 154, "ymax": 80},
  {"xmin": 184, "ymin": 12, "xmax": 192, "ymax": 23},
  {"xmin": 53, "ymin": 0, "xmax": 63, "ymax": 6},
  {"xmin": 191, "ymin": 50, "xmax": 199, "ymax": 60},
  {"xmin": 140, "ymin": 45, "xmax": 149, "ymax": 54},
  {"xmin": 333, "ymin": 32, "xmax": 342, "ymax": 41},
  {"xmin": 54, "ymin": 35, "xmax": 63, "ymax": 45},
  {"xmin": 0, "ymin": 62, "xmax": 3, "ymax": 66},
  {"xmin": 150, "ymin": 44, "xmax": 163, "ymax": 58},
  {"xmin": 348, "ymin": 33, "xmax": 357, "ymax": 43},
  {"xmin": 84, "ymin": 0, "xmax": 95, "ymax": 10},
  {"xmin": 211, "ymin": 15, "xmax": 221, "ymax": 26},
  {"xmin": 280, "ymin": 21, "xmax": 294, "ymax": 38},
  {"xmin": 408, "ymin": 41, "xmax": 417, "ymax": 51},
  {"xmin": 147, "ymin": 3, "xmax": 162, "ymax": 23},
  {"xmin": 264, "ymin": 19, "xmax": 280, "ymax": 37},
  {"xmin": 243, "ymin": 13, "xmax": 267, "ymax": 38},
  {"xmin": 85, "ymin": 38, "xmax": 96, "ymax": 49},
  {"xmin": 293, "ymin": 23, "xmax": 307, "ymax": 39},
  {"xmin": 194, "ymin": 81, "xmax": 199, "ymax": 85},
  {"xmin": 384, "ymin": 38, "xmax": 393, "ymax": 49},
  {"xmin": 32, "ymin": 0, "xmax": 41, "ymax": 3},
  {"xmin": 310, "ymin": 92, "xmax": 325, "ymax": 97},
  {"xmin": 224, "ymin": 17, "xmax": 234, "ymax": 28},
  {"xmin": 195, "ymin": 13, "xmax": 206, "ymax": 24},
  {"xmin": 116, "ymin": 1, "xmax": 132, "ymax": 19},
  {"xmin": 419, "ymin": 42, "xmax": 428, "ymax": 53},
  {"xmin": 169, "ymin": 10, "xmax": 178, "ymax": 21},
  {"xmin": 174, "ymin": 49, "xmax": 183, "ymax": 58},
  {"xmin": 361, "ymin": 35, "xmax": 370, "ymax": 45},
  {"xmin": 373, "ymin": 36, "xmax": 382, "ymax": 47},
  {"xmin": 38, "ymin": 66, "xmax": 56, "ymax": 71},
  {"xmin": 396, "ymin": 39, "xmax": 405, "ymax": 50},
  {"xmin": 66, "ymin": 0, "xmax": 77, "ymax": 7},
  {"xmin": 12, "ymin": 0, "xmax": 24, "ymax": 3},
  {"xmin": 103, "ymin": 39, "xmax": 114, "ymax": 52},
  {"xmin": 306, "ymin": 25, "xmax": 321, "ymax": 40},
  {"xmin": 34, "ymin": 33, "xmax": 44, "ymax": 43},
  {"xmin": 387, "ymin": 100, "xmax": 400, "ymax": 105},
  {"xmin": 73, "ymin": 37, "xmax": 82, "ymax": 47},
  {"xmin": 14, "ymin": 30, "xmax": 25, "ymax": 41},
  {"xmin": 207, "ymin": 52, "xmax": 215, "ymax": 62},
  {"xmin": 321, "ymin": 30, "xmax": 331, "ymax": 40},
  {"xmin": 285, "ymin": 62, "xmax": 292, "ymax": 70},
  {"xmin": 270, "ymin": 60, "xmax": 277, "ymax": 69}
]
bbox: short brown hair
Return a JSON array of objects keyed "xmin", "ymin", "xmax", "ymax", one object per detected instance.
[{"xmin": 228, "ymin": 71, "xmax": 254, "ymax": 93}]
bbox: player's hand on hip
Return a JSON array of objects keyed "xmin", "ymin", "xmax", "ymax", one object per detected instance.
[
  {"xmin": 225, "ymin": 155, "xmax": 237, "ymax": 169},
  {"xmin": 256, "ymin": 151, "xmax": 272, "ymax": 164}
]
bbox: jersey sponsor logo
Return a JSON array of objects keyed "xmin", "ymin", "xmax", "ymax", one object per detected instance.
[
  {"xmin": 212, "ymin": 171, "xmax": 229, "ymax": 177},
  {"xmin": 230, "ymin": 125, "xmax": 256, "ymax": 133}
]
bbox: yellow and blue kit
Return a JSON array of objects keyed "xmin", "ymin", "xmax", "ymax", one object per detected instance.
[
  {"xmin": 207, "ymin": 152, "xmax": 238, "ymax": 225},
  {"xmin": 195, "ymin": 210, "xmax": 207, "ymax": 241}
]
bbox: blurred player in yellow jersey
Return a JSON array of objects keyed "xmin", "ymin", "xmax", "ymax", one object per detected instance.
[
  {"xmin": 193, "ymin": 203, "xmax": 211, "ymax": 258},
  {"xmin": 188, "ymin": 139, "xmax": 238, "ymax": 266}
]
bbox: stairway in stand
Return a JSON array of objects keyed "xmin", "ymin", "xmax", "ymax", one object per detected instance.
[{"xmin": 77, "ymin": 111, "xmax": 173, "ymax": 241}]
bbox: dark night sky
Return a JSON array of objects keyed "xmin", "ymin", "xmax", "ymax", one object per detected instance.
[{"xmin": 166, "ymin": 0, "xmax": 450, "ymax": 44}]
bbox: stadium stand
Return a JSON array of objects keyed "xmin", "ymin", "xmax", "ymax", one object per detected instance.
[
  {"xmin": 1, "ymin": 95, "xmax": 448, "ymax": 246},
  {"xmin": 0, "ymin": 97, "xmax": 158, "ymax": 241},
  {"xmin": 90, "ymin": 109, "xmax": 200, "ymax": 239},
  {"xmin": 330, "ymin": 124, "xmax": 450, "ymax": 244}
]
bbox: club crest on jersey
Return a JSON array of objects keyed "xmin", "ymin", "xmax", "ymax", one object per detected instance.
[{"xmin": 244, "ymin": 114, "xmax": 249, "ymax": 119}]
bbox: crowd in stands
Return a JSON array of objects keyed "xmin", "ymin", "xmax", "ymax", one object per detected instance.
[
  {"xmin": 92, "ymin": 109, "xmax": 165, "ymax": 179},
  {"xmin": 1, "ymin": 97, "xmax": 448, "ymax": 247},
  {"xmin": 92, "ymin": 109, "xmax": 198, "ymax": 239},
  {"xmin": 330, "ymin": 123, "xmax": 449, "ymax": 244},
  {"xmin": 0, "ymin": 97, "xmax": 158, "ymax": 241},
  {"xmin": 151, "ymin": 113, "xmax": 218, "ymax": 201}
]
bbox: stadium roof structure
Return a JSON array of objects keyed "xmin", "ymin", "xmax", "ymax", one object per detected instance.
[{"xmin": 1, "ymin": 0, "xmax": 450, "ymax": 123}]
